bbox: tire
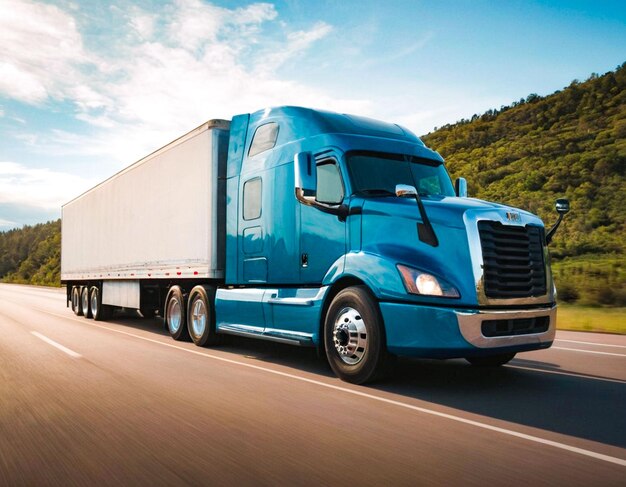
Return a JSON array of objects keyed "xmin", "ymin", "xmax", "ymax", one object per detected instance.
[
  {"xmin": 465, "ymin": 353, "xmax": 516, "ymax": 367},
  {"xmin": 165, "ymin": 286, "xmax": 189, "ymax": 341},
  {"xmin": 81, "ymin": 286, "xmax": 92, "ymax": 319},
  {"xmin": 90, "ymin": 285, "xmax": 111, "ymax": 321},
  {"xmin": 71, "ymin": 286, "xmax": 83, "ymax": 316},
  {"xmin": 187, "ymin": 285, "xmax": 220, "ymax": 347},
  {"xmin": 324, "ymin": 285, "xmax": 390, "ymax": 384}
]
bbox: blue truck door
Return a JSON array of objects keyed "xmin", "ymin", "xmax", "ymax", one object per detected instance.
[
  {"xmin": 239, "ymin": 173, "xmax": 267, "ymax": 283},
  {"xmin": 299, "ymin": 155, "xmax": 347, "ymax": 283}
]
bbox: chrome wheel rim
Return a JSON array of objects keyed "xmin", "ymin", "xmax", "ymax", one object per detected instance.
[
  {"xmin": 90, "ymin": 289, "xmax": 98, "ymax": 317},
  {"xmin": 81, "ymin": 288, "xmax": 89, "ymax": 314},
  {"xmin": 167, "ymin": 298, "xmax": 182, "ymax": 333},
  {"xmin": 333, "ymin": 307, "xmax": 367, "ymax": 365},
  {"xmin": 190, "ymin": 298, "xmax": 207, "ymax": 338}
]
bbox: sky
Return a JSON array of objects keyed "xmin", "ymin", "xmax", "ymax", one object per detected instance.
[{"xmin": 0, "ymin": 0, "xmax": 625, "ymax": 230}]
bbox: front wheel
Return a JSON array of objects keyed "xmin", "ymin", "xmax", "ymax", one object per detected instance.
[
  {"xmin": 465, "ymin": 353, "xmax": 516, "ymax": 367},
  {"xmin": 324, "ymin": 286, "xmax": 390, "ymax": 384}
]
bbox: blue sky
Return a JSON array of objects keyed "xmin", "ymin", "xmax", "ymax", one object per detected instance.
[{"xmin": 0, "ymin": 0, "xmax": 625, "ymax": 230}]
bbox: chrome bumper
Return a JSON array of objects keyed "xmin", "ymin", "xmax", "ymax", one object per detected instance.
[{"xmin": 456, "ymin": 306, "xmax": 557, "ymax": 349}]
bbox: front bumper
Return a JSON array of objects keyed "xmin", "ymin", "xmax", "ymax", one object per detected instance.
[{"xmin": 381, "ymin": 302, "xmax": 556, "ymax": 358}]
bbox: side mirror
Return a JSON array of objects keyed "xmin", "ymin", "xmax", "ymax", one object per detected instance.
[
  {"xmin": 294, "ymin": 152, "xmax": 316, "ymax": 196},
  {"xmin": 546, "ymin": 198, "xmax": 570, "ymax": 245},
  {"xmin": 396, "ymin": 184, "xmax": 417, "ymax": 198},
  {"xmin": 455, "ymin": 177, "xmax": 468, "ymax": 197},
  {"xmin": 555, "ymin": 198, "xmax": 570, "ymax": 215}
]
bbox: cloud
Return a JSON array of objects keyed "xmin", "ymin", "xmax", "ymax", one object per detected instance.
[
  {"xmin": 0, "ymin": 161, "xmax": 98, "ymax": 210},
  {"xmin": 259, "ymin": 21, "xmax": 333, "ymax": 73},
  {"xmin": 0, "ymin": 0, "xmax": 372, "ymax": 170},
  {"xmin": 0, "ymin": 0, "xmax": 90, "ymax": 104},
  {"xmin": 0, "ymin": 217, "xmax": 17, "ymax": 227}
]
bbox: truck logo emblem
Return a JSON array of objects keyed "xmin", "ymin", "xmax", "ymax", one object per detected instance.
[{"xmin": 506, "ymin": 211, "xmax": 521, "ymax": 222}]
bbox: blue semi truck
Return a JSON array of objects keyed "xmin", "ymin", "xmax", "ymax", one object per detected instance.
[{"xmin": 61, "ymin": 106, "xmax": 569, "ymax": 383}]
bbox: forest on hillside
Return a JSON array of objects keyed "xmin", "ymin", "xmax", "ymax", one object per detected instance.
[
  {"xmin": 422, "ymin": 63, "xmax": 625, "ymax": 306},
  {"xmin": 1, "ymin": 64, "xmax": 624, "ymax": 305},
  {"xmin": 0, "ymin": 220, "xmax": 60, "ymax": 286}
]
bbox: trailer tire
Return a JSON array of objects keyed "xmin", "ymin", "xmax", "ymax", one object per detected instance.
[
  {"xmin": 81, "ymin": 286, "xmax": 92, "ymax": 319},
  {"xmin": 71, "ymin": 286, "xmax": 83, "ymax": 316},
  {"xmin": 90, "ymin": 285, "xmax": 111, "ymax": 321},
  {"xmin": 465, "ymin": 353, "xmax": 516, "ymax": 367},
  {"xmin": 187, "ymin": 285, "xmax": 219, "ymax": 347},
  {"xmin": 165, "ymin": 286, "xmax": 189, "ymax": 341},
  {"xmin": 324, "ymin": 285, "xmax": 390, "ymax": 384}
]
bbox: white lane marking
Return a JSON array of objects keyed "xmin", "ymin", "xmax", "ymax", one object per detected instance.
[
  {"xmin": 31, "ymin": 331, "xmax": 82, "ymax": 358},
  {"xmin": 556, "ymin": 339, "xmax": 626, "ymax": 349},
  {"xmin": 40, "ymin": 309, "xmax": 626, "ymax": 468},
  {"xmin": 553, "ymin": 346, "xmax": 626, "ymax": 358},
  {"xmin": 506, "ymin": 365, "xmax": 626, "ymax": 384}
]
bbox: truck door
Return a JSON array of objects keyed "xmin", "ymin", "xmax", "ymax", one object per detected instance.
[{"xmin": 299, "ymin": 155, "xmax": 347, "ymax": 283}]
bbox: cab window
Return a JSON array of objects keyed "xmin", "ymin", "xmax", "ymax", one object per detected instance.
[
  {"xmin": 316, "ymin": 161, "xmax": 344, "ymax": 205},
  {"xmin": 248, "ymin": 123, "xmax": 279, "ymax": 157},
  {"xmin": 243, "ymin": 178, "xmax": 262, "ymax": 220}
]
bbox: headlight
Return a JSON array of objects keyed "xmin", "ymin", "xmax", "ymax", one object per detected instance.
[{"xmin": 397, "ymin": 264, "xmax": 460, "ymax": 298}]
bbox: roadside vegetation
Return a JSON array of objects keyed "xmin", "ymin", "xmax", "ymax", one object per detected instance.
[
  {"xmin": 0, "ymin": 220, "xmax": 60, "ymax": 287},
  {"xmin": 1, "ymin": 64, "xmax": 624, "ymax": 332}
]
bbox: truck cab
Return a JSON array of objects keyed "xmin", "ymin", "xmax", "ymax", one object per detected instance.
[{"xmin": 214, "ymin": 106, "xmax": 561, "ymax": 383}]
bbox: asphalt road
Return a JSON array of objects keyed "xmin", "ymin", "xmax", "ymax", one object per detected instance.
[{"xmin": 1, "ymin": 283, "xmax": 624, "ymax": 485}]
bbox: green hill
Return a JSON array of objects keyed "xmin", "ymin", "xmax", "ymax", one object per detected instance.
[
  {"xmin": 0, "ymin": 220, "xmax": 61, "ymax": 287},
  {"xmin": 1, "ymin": 63, "xmax": 625, "ymax": 305},
  {"xmin": 422, "ymin": 63, "xmax": 626, "ymax": 306}
]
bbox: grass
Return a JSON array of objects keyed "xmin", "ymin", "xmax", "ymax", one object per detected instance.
[{"xmin": 557, "ymin": 304, "xmax": 626, "ymax": 334}]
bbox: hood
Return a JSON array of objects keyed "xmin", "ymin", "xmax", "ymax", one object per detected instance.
[{"xmin": 358, "ymin": 195, "xmax": 543, "ymax": 231}]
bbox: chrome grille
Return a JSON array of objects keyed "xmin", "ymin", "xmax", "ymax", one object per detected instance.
[{"xmin": 478, "ymin": 221, "xmax": 546, "ymax": 299}]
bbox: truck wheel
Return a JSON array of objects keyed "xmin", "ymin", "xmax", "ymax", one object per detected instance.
[
  {"xmin": 465, "ymin": 353, "xmax": 516, "ymax": 367},
  {"xmin": 81, "ymin": 286, "xmax": 92, "ymax": 319},
  {"xmin": 324, "ymin": 286, "xmax": 389, "ymax": 384},
  {"xmin": 71, "ymin": 286, "xmax": 83, "ymax": 316},
  {"xmin": 90, "ymin": 285, "xmax": 110, "ymax": 321},
  {"xmin": 165, "ymin": 286, "xmax": 189, "ymax": 341},
  {"xmin": 187, "ymin": 285, "xmax": 220, "ymax": 347}
]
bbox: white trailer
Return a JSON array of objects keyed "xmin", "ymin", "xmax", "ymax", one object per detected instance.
[{"xmin": 61, "ymin": 119, "xmax": 230, "ymax": 317}]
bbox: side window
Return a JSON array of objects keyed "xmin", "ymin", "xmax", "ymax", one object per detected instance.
[
  {"xmin": 248, "ymin": 122, "xmax": 279, "ymax": 157},
  {"xmin": 316, "ymin": 161, "xmax": 344, "ymax": 205},
  {"xmin": 243, "ymin": 178, "xmax": 262, "ymax": 220}
]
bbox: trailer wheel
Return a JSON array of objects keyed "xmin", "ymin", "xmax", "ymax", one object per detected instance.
[
  {"xmin": 90, "ymin": 285, "xmax": 110, "ymax": 321},
  {"xmin": 465, "ymin": 353, "xmax": 516, "ymax": 367},
  {"xmin": 81, "ymin": 286, "xmax": 92, "ymax": 319},
  {"xmin": 165, "ymin": 286, "xmax": 189, "ymax": 341},
  {"xmin": 324, "ymin": 286, "xmax": 390, "ymax": 384},
  {"xmin": 187, "ymin": 285, "xmax": 219, "ymax": 347},
  {"xmin": 71, "ymin": 286, "xmax": 83, "ymax": 316}
]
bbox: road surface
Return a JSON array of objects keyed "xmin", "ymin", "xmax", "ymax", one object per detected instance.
[{"xmin": 1, "ymin": 283, "xmax": 624, "ymax": 485}]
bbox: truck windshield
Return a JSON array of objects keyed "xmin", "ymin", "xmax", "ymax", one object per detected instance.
[{"xmin": 346, "ymin": 151, "xmax": 455, "ymax": 197}]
